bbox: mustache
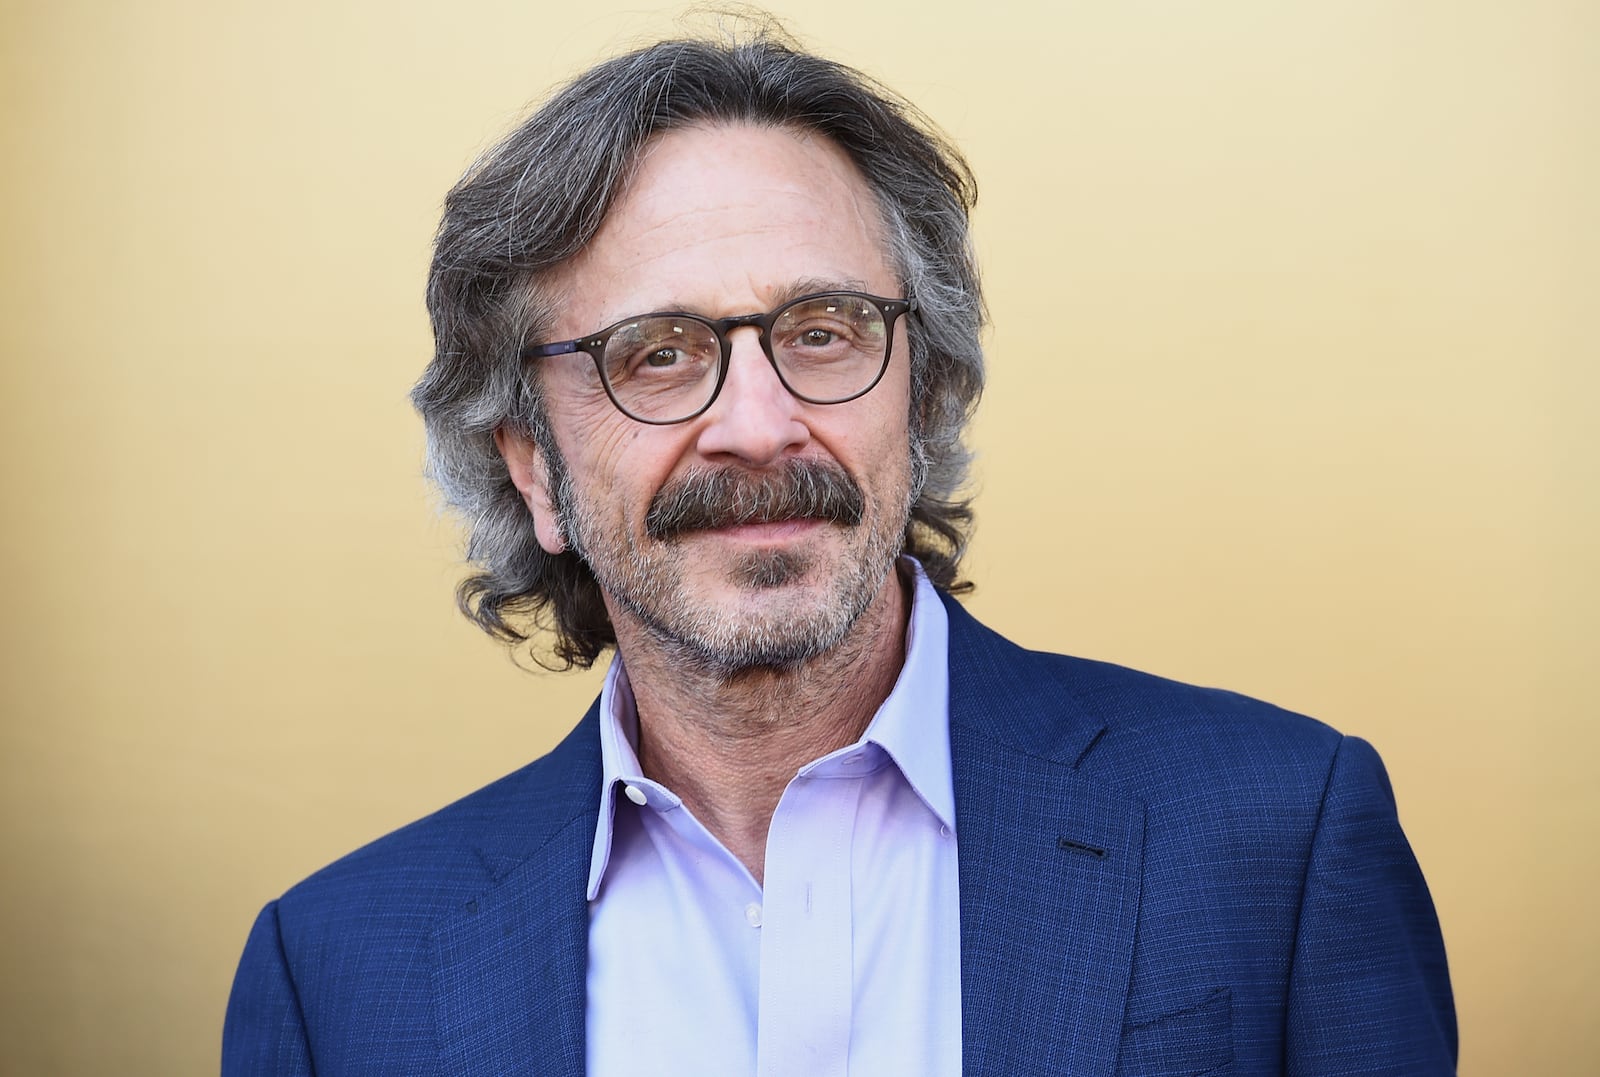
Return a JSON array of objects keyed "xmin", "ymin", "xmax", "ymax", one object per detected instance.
[{"xmin": 644, "ymin": 460, "xmax": 865, "ymax": 541}]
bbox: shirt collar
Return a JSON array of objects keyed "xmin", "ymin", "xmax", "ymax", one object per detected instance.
[{"xmin": 587, "ymin": 559, "xmax": 954, "ymax": 900}]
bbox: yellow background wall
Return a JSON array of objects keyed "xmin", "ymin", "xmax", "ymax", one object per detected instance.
[{"xmin": 1, "ymin": 1, "xmax": 1593, "ymax": 1072}]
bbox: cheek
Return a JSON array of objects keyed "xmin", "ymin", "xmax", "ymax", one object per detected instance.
[
  {"xmin": 544, "ymin": 368, "xmax": 641, "ymax": 473},
  {"xmin": 552, "ymin": 406, "xmax": 689, "ymax": 515},
  {"xmin": 868, "ymin": 377, "xmax": 915, "ymax": 458},
  {"xmin": 868, "ymin": 408, "xmax": 918, "ymax": 506}
]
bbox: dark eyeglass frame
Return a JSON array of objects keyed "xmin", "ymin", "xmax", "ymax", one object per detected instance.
[{"xmin": 521, "ymin": 290, "xmax": 917, "ymax": 425}]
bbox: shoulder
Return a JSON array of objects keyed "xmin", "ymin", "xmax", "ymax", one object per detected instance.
[
  {"xmin": 943, "ymin": 594, "xmax": 1355, "ymax": 814},
  {"xmin": 227, "ymin": 706, "xmax": 601, "ymax": 1067},
  {"xmin": 272, "ymin": 705, "xmax": 601, "ymax": 938},
  {"xmin": 1046, "ymin": 648, "xmax": 1344, "ymax": 781}
]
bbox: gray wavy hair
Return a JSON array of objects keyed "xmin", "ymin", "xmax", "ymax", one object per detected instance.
[{"xmin": 412, "ymin": 30, "xmax": 986, "ymax": 668}]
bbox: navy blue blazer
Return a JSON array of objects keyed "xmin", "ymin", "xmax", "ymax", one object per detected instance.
[{"xmin": 225, "ymin": 594, "xmax": 1456, "ymax": 1074}]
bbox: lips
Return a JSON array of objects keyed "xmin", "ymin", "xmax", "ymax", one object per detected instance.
[{"xmin": 702, "ymin": 518, "xmax": 826, "ymax": 541}]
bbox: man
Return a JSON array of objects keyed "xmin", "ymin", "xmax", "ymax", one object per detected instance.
[{"xmin": 224, "ymin": 32, "xmax": 1455, "ymax": 1076}]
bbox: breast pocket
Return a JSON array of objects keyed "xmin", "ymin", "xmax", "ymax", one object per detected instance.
[{"xmin": 1116, "ymin": 986, "xmax": 1234, "ymax": 1076}]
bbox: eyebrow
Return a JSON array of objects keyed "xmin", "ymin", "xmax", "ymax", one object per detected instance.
[{"xmin": 767, "ymin": 277, "xmax": 872, "ymax": 307}]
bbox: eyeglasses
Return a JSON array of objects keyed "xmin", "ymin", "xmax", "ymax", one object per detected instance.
[{"xmin": 522, "ymin": 291, "xmax": 916, "ymax": 425}]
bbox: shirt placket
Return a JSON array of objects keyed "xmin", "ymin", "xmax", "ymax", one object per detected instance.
[{"xmin": 753, "ymin": 768, "xmax": 863, "ymax": 1077}]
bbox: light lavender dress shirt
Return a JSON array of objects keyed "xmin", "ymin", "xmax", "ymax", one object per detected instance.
[{"xmin": 584, "ymin": 561, "xmax": 961, "ymax": 1077}]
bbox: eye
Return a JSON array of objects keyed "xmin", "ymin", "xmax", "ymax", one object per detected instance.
[
  {"xmin": 799, "ymin": 328, "xmax": 839, "ymax": 347},
  {"xmin": 643, "ymin": 347, "xmax": 681, "ymax": 368}
]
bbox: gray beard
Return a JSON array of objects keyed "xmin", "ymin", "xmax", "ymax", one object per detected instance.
[{"xmin": 538, "ymin": 439, "xmax": 926, "ymax": 678}]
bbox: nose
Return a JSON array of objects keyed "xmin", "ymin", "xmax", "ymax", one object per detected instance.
[{"xmin": 692, "ymin": 327, "xmax": 811, "ymax": 465}]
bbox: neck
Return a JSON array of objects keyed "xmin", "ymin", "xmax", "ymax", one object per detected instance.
[{"xmin": 613, "ymin": 564, "xmax": 912, "ymax": 884}]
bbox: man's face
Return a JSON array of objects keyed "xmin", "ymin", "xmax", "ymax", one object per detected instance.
[{"xmin": 497, "ymin": 123, "xmax": 917, "ymax": 675}]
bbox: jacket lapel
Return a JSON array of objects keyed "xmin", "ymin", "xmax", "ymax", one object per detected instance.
[
  {"xmin": 431, "ymin": 708, "xmax": 603, "ymax": 1077},
  {"xmin": 945, "ymin": 597, "xmax": 1146, "ymax": 1077}
]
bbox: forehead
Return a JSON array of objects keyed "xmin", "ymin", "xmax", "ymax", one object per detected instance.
[{"xmin": 551, "ymin": 123, "xmax": 897, "ymax": 329}]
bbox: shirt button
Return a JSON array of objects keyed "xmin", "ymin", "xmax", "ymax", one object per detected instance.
[
  {"xmin": 623, "ymin": 784, "xmax": 648, "ymax": 806},
  {"xmin": 744, "ymin": 903, "xmax": 763, "ymax": 928}
]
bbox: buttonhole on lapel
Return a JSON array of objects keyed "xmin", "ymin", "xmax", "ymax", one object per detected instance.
[
  {"xmin": 1058, "ymin": 837, "xmax": 1107, "ymax": 859},
  {"xmin": 465, "ymin": 899, "xmax": 478, "ymax": 915}
]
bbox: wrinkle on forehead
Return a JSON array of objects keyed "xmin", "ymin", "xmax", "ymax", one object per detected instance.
[{"xmin": 547, "ymin": 122, "xmax": 894, "ymax": 335}]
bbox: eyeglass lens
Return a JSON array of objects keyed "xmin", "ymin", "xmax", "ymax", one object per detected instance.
[{"xmin": 601, "ymin": 294, "xmax": 890, "ymax": 422}]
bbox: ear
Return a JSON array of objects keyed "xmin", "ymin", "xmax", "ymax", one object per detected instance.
[{"xmin": 493, "ymin": 425, "xmax": 568, "ymax": 555}]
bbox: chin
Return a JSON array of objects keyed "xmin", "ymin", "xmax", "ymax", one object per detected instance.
[
  {"xmin": 644, "ymin": 559, "xmax": 886, "ymax": 677},
  {"xmin": 662, "ymin": 608, "xmax": 857, "ymax": 677}
]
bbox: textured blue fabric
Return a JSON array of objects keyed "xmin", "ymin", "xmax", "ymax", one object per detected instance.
[{"xmin": 223, "ymin": 595, "xmax": 1455, "ymax": 1075}]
